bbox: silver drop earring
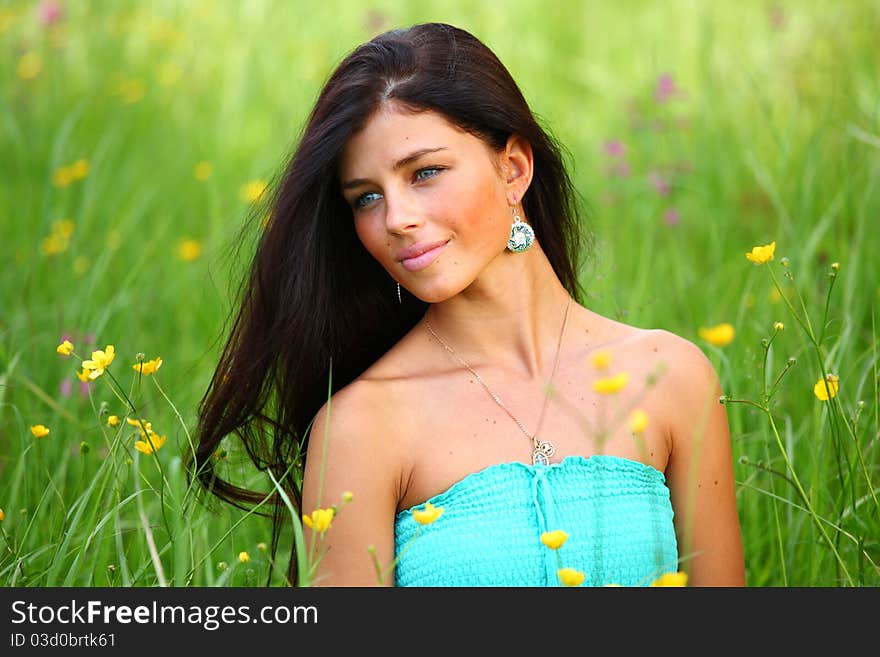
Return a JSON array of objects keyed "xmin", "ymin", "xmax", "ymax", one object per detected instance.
[
  {"xmin": 397, "ymin": 282, "xmax": 402, "ymax": 304},
  {"xmin": 506, "ymin": 202, "xmax": 535, "ymax": 252}
]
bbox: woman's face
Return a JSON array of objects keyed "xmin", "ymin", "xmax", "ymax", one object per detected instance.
[{"xmin": 338, "ymin": 106, "xmax": 517, "ymax": 303}]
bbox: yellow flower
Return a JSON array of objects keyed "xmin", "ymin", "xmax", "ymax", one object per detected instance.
[
  {"xmin": 342, "ymin": 491, "xmax": 354, "ymax": 503},
  {"xmin": 238, "ymin": 551, "xmax": 250, "ymax": 564},
  {"xmin": 557, "ymin": 568, "xmax": 585, "ymax": 587},
  {"xmin": 540, "ymin": 530, "xmax": 569, "ymax": 550},
  {"xmin": 593, "ymin": 372, "xmax": 629, "ymax": 394},
  {"xmin": 240, "ymin": 179, "xmax": 267, "ymax": 204},
  {"xmin": 813, "ymin": 374, "xmax": 839, "ymax": 401},
  {"xmin": 412, "ymin": 502, "xmax": 444, "ymax": 525},
  {"xmin": 133, "ymin": 357, "xmax": 163, "ymax": 375},
  {"xmin": 40, "ymin": 233, "xmax": 67, "ymax": 255},
  {"xmin": 590, "ymin": 349, "xmax": 612, "ymax": 371},
  {"xmin": 17, "ymin": 52, "xmax": 42, "ymax": 80},
  {"xmin": 629, "ymin": 409, "xmax": 649, "ymax": 435},
  {"xmin": 698, "ymin": 323, "xmax": 735, "ymax": 347},
  {"xmin": 107, "ymin": 415, "xmax": 120, "ymax": 427},
  {"xmin": 178, "ymin": 239, "xmax": 202, "ymax": 262},
  {"xmin": 75, "ymin": 368, "xmax": 92, "ymax": 382},
  {"xmin": 831, "ymin": 262, "xmax": 840, "ymax": 271},
  {"xmin": 70, "ymin": 159, "xmax": 89, "ymax": 180},
  {"xmin": 30, "ymin": 424, "xmax": 50, "ymax": 438},
  {"xmin": 56, "ymin": 339, "xmax": 74, "ymax": 356},
  {"xmin": 53, "ymin": 219, "xmax": 74, "ymax": 238},
  {"xmin": 0, "ymin": 508, "xmax": 4, "ymax": 522},
  {"xmin": 302, "ymin": 508, "xmax": 336, "ymax": 533},
  {"xmin": 126, "ymin": 417, "xmax": 153, "ymax": 435},
  {"xmin": 774, "ymin": 322, "xmax": 785, "ymax": 331},
  {"xmin": 650, "ymin": 571, "xmax": 689, "ymax": 587},
  {"xmin": 82, "ymin": 345, "xmax": 115, "ymax": 379},
  {"xmin": 194, "ymin": 161, "xmax": 213, "ymax": 181},
  {"xmin": 745, "ymin": 241, "xmax": 776, "ymax": 264},
  {"xmin": 134, "ymin": 432, "xmax": 167, "ymax": 454},
  {"xmin": 52, "ymin": 166, "xmax": 74, "ymax": 188}
]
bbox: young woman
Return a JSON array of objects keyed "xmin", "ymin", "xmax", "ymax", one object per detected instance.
[{"xmin": 191, "ymin": 22, "xmax": 745, "ymax": 587}]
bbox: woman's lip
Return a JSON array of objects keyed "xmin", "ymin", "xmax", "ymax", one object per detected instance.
[{"xmin": 400, "ymin": 240, "xmax": 449, "ymax": 271}]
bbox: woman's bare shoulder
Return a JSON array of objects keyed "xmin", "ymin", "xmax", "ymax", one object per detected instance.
[
  {"xmin": 306, "ymin": 337, "xmax": 428, "ymax": 481},
  {"xmin": 581, "ymin": 308, "xmax": 712, "ymax": 374}
]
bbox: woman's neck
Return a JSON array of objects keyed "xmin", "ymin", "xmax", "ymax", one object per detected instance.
[{"xmin": 422, "ymin": 243, "xmax": 573, "ymax": 380}]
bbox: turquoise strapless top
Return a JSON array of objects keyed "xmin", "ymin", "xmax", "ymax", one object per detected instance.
[{"xmin": 394, "ymin": 455, "xmax": 678, "ymax": 586}]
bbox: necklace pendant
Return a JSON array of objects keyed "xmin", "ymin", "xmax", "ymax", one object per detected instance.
[{"xmin": 532, "ymin": 440, "xmax": 555, "ymax": 466}]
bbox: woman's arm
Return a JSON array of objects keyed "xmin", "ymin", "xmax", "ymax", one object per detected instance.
[
  {"xmin": 300, "ymin": 381, "xmax": 400, "ymax": 586},
  {"xmin": 661, "ymin": 333, "xmax": 746, "ymax": 586}
]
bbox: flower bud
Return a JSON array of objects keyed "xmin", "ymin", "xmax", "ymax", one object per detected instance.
[
  {"xmin": 257, "ymin": 542, "xmax": 268, "ymax": 552},
  {"xmin": 780, "ymin": 257, "xmax": 790, "ymax": 267},
  {"xmin": 831, "ymin": 262, "xmax": 840, "ymax": 271},
  {"xmin": 136, "ymin": 352, "xmax": 145, "ymax": 361},
  {"xmin": 787, "ymin": 356, "xmax": 797, "ymax": 366},
  {"xmin": 738, "ymin": 455, "xmax": 750, "ymax": 465},
  {"xmin": 217, "ymin": 561, "xmax": 227, "ymax": 571},
  {"xmin": 107, "ymin": 564, "xmax": 116, "ymax": 572},
  {"xmin": 79, "ymin": 441, "xmax": 90, "ymax": 454},
  {"xmin": 718, "ymin": 395, "xmax": 729, "ymax": 405},
  {"xmin": 761, "ymin": 338, "xmax": 769, "ymax": 348},
  {"xmin": 774, "ymin": 322, "xmax": 784, "ymax": 331},
  {"xmin": 857, "ymin": 400, "xmax": 865, "ymax": 409}
]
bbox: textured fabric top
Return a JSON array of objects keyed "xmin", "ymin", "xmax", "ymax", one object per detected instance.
[{"xmin": 394, "ymin": 454, "xmax": 678, "ymax": 586}]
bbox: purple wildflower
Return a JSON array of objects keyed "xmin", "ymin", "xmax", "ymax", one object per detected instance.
[
  {"xmin": 37, "ymin": 1, "xmax": 63, "ymax": 26},
  {"xmin": 655, "ymin": 73, "xmax": 679, "ymax": 103},
  {"xmin": 604, "ymin": 140, "xmax": 626, "ymax": 158},
  {"xmin": 649, "ymin": 171, "xmax": 671, "ymax": 195}
]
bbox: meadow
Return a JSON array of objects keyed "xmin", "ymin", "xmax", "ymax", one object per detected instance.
[{"xmin": 1, "ymin": 0, "xmax": 878, "ymax": 586}]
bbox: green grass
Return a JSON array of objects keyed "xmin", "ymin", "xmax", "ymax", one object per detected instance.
[{"xmin": 1, "ymin": 0, "xmax": 878, "ymax": 586}]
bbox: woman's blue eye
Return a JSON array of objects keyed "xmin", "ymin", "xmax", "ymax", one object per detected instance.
[
  {"xmin": 352, "ymin": 167, "xmax": 444, "ymax": 209},
  {"xmin": 354, "ymin": 192, "xmax": 381, "ymax": 209},
  {"xmin": 414, "ymin": 166, "xmax": 442, "ymax": 181}
]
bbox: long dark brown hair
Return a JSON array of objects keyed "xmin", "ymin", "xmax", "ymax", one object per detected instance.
[{"xmin": 189, "ymin": 22, "xmax": 590, "ymax": 585}]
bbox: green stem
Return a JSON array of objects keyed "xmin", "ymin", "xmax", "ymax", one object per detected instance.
[
  {"xmin": 819, "ymin": 271, "xmax": 838, "ymax": 345},
  {"xmin": 767, "ymin": 266, "xmax": 814, "ymax": 343},
  {"xmin": 103, "ymin": 368, "xmax": 174, "ymax": 568},
  {"xmin": 765, "ymin": 412, "xmax": 853, "ymax": 585}
]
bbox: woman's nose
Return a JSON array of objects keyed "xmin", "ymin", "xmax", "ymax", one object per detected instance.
[{"xmin": 384, "ymin": 193, "xmax": 424, "ymax": 234}]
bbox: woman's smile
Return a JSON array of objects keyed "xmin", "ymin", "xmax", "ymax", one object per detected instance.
[{"xmin": 397, "ymin": 239, "xmax": 451, "ymax": 272}]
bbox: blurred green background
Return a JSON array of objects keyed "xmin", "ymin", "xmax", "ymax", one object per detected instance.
[{"xmin": 1, "ymin": 0, "xmax": 878, "ymax": 586}]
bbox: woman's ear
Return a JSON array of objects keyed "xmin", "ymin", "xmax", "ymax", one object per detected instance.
[{"xmin": 502, "ymin": 134, "xmax": 534, "ymax": 205}]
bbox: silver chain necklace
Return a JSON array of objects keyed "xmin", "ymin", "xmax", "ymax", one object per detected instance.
[{"xmin": 424, "ymin": 295, "xmax": 572, "ymax": 466}]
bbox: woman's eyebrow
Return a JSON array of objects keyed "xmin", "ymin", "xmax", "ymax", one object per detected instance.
[{"xmin": 341, "ymin": 146, "xmax": 448, "ymax": 190}]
